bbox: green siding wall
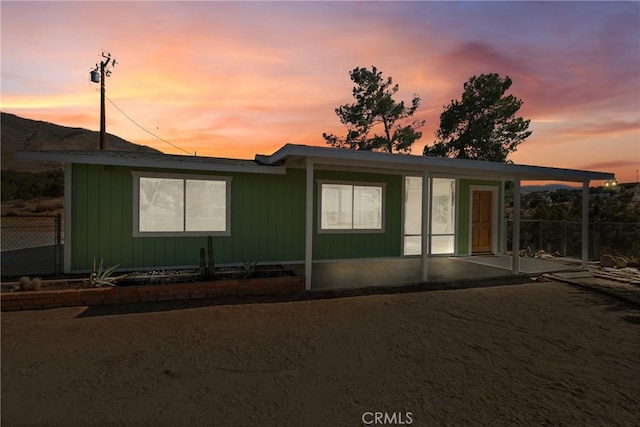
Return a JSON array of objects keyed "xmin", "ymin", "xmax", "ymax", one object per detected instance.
[
  {"xmin": 71, "ymin": 164, "xmax": 306, "ymax": 270},
  {"xmin": 70, "ymin": 164, "xmax": 403, "ymax": 271},
  {"xmin": 457, "ymin": 179, "xmax": 503, "ymax": 255},
  {"xmin": 313, "ymin": 170, "xmax": 402, "ymax": 260}
]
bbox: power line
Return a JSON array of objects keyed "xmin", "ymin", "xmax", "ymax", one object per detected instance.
[{"xmin": 105, "ymin": 95, "xmax": 193, "ymax": 155}]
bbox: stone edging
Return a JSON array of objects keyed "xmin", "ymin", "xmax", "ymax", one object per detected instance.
[{"xmin": 1, "ymin": 275, "xmax": 305, "ymax": 311}]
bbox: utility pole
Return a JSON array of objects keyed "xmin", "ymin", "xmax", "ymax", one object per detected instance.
[{"xmin": 90, "ymin": 52, "xmax": 116, "ymax": 150}]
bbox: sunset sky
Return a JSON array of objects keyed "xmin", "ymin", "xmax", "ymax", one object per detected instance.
[{"xmin": 2, "ymin": 1, "xmax": 639, "ymax": 183}]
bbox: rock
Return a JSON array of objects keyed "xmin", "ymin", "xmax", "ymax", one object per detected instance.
[
  {"xmin": 519, "ymin": 250, "xmax": 527, "ymax": 257},
  {"xmin": 615, "ymin": 257, "xmax": 628, "ymax": 268},
  {"xmin": 552, "ymin": 251, "xmax": 561, "ymax": 257},
  {"xmin": 599, "ymin": 255, "xmax": 616, "ymax": 268},
  {"xmin": 536, "ymin": 250, "xmax": 553, "ymax": 259}
]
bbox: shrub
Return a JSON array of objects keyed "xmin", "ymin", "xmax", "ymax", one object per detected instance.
[
  {"xmin": 31, "ymin": 204, "xmax": 50, "ymax": 213},
  {"xmin": 18, "ymin": 276, "xmax": 41, "ymax": 291},
  {"xmin": 1, "ymin": 169, "xmax": 64, "ymax": 202}
]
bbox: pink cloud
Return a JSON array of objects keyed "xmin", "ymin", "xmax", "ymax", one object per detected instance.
[{"xmin": 556, "ymin": 121, "xmax": 640, "ymax": 138}]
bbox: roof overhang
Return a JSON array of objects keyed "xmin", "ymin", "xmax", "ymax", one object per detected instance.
[
  {"xmin": 16, "ymin": 144, "xmax": 616, "ymax": 182},
  {"xmin": 16, "ymin": 150, "xmax": 287, "ymax": 175},
  {"xmin": 259, "ymin": 144, "xmax": 615, "ymax": 182}
]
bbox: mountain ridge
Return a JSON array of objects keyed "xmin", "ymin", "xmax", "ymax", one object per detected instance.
[{"xmin": 1, "ymin": 112, "xmax": 161, "ymax": 172}]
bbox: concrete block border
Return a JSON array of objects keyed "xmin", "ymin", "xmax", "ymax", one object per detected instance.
[{"xmin": 1, "ymin": 275, "xmax": 305, "ymax": 311}]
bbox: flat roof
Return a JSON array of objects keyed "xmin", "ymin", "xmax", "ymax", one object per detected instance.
[
  {"xmin": 259, "ymin": 144, "xmax": 615, "ymax": 182},
  {"xmin": 16, "ymin": 149, "xmax": 287, "ymax": 175},
  {"xmin": 17, "ymin": 144, "xmax": 615, "ymax": 182}
]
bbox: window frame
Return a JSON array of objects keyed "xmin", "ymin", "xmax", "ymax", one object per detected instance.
[
  {"xmin": 132, "ymin": 171, "xmax": 232, "ymax": 237},
  {"xmin": 317, "ymin": 180, "xmax": 386, "ymax": 234},
  {"xmin": 429, "ymin": 177, "xmax": 456, "ymax": 255},
  {"xmin": 402, "ymin": 176, "xmax": 458, "ymax": 256}
]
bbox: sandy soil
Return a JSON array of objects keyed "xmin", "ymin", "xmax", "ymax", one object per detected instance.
[
  {"xmin": 2, "ymin": 281, "xmax": 639, "ymax": 426},
  {"xmin": 1, "ymin": 196, "xmax": 64, "ymax": 217}
]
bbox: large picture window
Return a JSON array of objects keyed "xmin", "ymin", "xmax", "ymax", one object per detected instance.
[
  {"xmin": 430, "ymin": 178, "xmax": 456, "ymax": 254},
  {"xmin": 319, "ymin": 182, "xmax": 384, "ymax": 232},
  {"xmin": 403, "ymin": 176, "xmax": 456, "ymax": 256},
  {"xmin": 133, "ymin": 172, "xmax": 231, "ymax": 236}
]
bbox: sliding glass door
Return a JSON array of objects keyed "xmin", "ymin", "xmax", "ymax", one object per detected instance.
[
  {"xmin": 403, "ymin": 176, "xmax": 423, "ymax": 255},
  {"xmin": 403, "ymin": 176, "xmax": 456, "ymax": 256}
]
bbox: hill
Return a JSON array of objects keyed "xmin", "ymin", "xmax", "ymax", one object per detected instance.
[
  {"xmin": 1, "ymin": 112, "xmax": 161, "ymax": 172},
  {"xmin": 521, "ymin": 184, "xmax": 576, "ymax": 193}
]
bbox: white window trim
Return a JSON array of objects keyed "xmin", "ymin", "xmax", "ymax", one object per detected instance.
[
  {"xmin": 317, "ymin": 179, "xmax": 386, "ymax": 234},
  {"xmin": 132, "ymin": 171, "xmax": 232, "ymax": 237}
]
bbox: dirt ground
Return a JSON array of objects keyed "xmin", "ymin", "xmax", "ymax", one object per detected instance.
[
  {"xmin": 1, "ymin": 196, "xmax": 64, "ymax": 217},
  {"xmin": 2, "ymin": 281, "xmax": 639, "ymax": 426}
]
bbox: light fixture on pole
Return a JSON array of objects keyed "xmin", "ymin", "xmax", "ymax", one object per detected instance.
[{"xmin": 90, "ymin": 52, "xmax": 117, "ymax": 150}]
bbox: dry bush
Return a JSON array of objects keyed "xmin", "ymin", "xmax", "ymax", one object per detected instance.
[
  {"xmin": 49, "ymin": 201, "xmax": 64, "ymax": 211},
  {"xmin": 18, "ymin": 277, "xmax": 41, "ymax": 291},
  {"xmin": 24, "ymin": 198, "xmax": 64, "ymax": 214},
  {"xmin": 18, "ymin": 277, "xmax": 30, "ymax": 291},
  {"xmin": 31, "ymin": 204, "xmax": 50, "ymax": 214}
]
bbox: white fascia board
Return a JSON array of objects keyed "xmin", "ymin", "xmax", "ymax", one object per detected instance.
[
  {"xmin": 16, "ymin": 150, "xmax": 287, "ymax": 175},
  {"xmin": 263, "ymin": 144, "xmax": 615, "ymax": 182}
]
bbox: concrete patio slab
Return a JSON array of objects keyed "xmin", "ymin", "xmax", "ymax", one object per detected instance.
[
  {"xmin": 290, "ymin": 256, "xmax": 562, "ymax": 291},
  {"xmin": 455, "ymin": 255, "xmax": 581, "ymax": 275}
]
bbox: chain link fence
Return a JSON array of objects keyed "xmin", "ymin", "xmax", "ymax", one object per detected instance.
[
  {"xmin": 1, "ymin": 215, "xmax": 63, "ymax": 277},
  {"xmin": 505, "ymin": 220, "xmax": 640, "ymax": 259}
]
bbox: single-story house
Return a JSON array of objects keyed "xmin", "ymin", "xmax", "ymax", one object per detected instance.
[{"xmin": 18, "ymin": 144, "xmax": 614, "ymax": 290}]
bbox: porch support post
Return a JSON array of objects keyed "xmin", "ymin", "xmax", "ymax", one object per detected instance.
[
  {"xmin": 512, "ymin": 179, "xmax": 521, "ymax": 274},
  {"xmin": 581, "ymin": 181, "xmax": 589, "ymax": 270},
  {"xmin": 500, "ymin": 180, "xmax": 506, "ymax": 254},
  {"xmin": 63, "ymin": 162, "xmax": 72, "ymax": 274},
  {"xmin": 304, "ymin": 159, "xmax": 314, "ymax": 290},
  {"xmin": 421, "ymin": 169, "xmax": 430, "ymax": 282}
]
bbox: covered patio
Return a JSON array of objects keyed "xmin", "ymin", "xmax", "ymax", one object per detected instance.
[{"xmin": 261, "ymin": 145, "xmax": 615, "ymax": 291}]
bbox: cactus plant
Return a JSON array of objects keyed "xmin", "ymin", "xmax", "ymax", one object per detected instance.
[
  {"xmin": 207, "ymin": 236, "xmax": 215, "ymax": 280},
  {"xmin": 199, "ymin": 236, "xmax": 215, "ymax": 280},
  {"xmin": 199, "ymin": 248, "xmax": 207, "ymax": 278}
]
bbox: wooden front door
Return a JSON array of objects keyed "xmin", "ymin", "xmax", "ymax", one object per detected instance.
[{"xmin": 472, "ymin": 191, "xmax": 492, "ymax": 253}]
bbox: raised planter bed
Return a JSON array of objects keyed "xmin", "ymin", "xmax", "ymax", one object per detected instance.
[
  {"xmin": 1, "ymin": 275, "xmax": 305, "ymax": 311},
  {"xmin": 119, "ymin": 265, "xmax": 294, "ymax": 285}
]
